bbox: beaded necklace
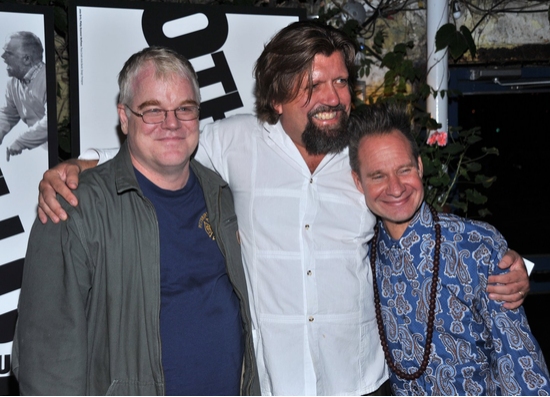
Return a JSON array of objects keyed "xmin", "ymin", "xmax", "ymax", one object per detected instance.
[{"xmin": 370, "ymin": 204, "xmax": 441, "ymax": 381}]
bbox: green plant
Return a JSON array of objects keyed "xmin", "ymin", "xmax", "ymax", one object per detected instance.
[
  {"xmin": 419, "ymin": 126, "xmax": 498, "ymax": 216},
  {"xmin": 318, "ymin": 0, "xmax": 498, "ymax": 217}
]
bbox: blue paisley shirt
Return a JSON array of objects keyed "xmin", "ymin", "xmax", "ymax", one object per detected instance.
[{"xmin": 372, "ymin": 202, "xmax": 550, "ymax": 395}]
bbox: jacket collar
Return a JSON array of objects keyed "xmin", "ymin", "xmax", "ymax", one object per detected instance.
[{"xmin": 112, "ymin": 140, "xmax": 228, "ymax": 194}]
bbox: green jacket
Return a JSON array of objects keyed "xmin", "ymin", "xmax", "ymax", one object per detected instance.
[{"xmin": 13, "ymin": 142, "xmax": 260, "ymax": 395}]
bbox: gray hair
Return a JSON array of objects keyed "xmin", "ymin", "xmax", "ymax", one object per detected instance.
[
  {"xmin": 118, "ymin": 46, "xmax": 200, "ymax": 106},
  {"xmin": 10, "ymin": 31, "xmax": 43, "ymax": 63}
]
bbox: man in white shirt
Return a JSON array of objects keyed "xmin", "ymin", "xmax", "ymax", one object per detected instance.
[
  {"xmin": 0, "ymin": 31, "xmax": 48, "ymax": 161},
  {"xmin": 36, "ymin": 21, "xmax": 530, "ymax": 396}
]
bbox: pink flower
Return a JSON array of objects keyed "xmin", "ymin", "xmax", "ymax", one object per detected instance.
[{"xmin": 427, "ymin": 131, "xmax": 448, "ymax": 147}]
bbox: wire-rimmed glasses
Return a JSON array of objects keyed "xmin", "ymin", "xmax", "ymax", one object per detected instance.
[{"xmin": 125, "ymin": 104, "xmax": 200, "ymax": 124}]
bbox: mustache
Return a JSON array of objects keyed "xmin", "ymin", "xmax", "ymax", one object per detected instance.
[{"xmin": 307, "ymin": 104, "xmax": 347, "ymax": 119}]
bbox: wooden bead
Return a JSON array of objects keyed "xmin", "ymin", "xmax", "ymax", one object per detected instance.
[{"xmin": 370, "ymin": 204, "xmax": 441, "ymax": 381}]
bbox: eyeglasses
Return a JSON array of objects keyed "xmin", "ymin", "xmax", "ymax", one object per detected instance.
[{"xmin": 125, "ymin": 104, "xmax": 200, "ymax": 124}]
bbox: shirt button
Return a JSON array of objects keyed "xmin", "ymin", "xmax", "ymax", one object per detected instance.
[
  {"xmin": 307, "ymin": 270, "xmax": 312, "ymax": 276},
  {"xmin": 310, "ymin": 178, "xmax": 313, "ymax": 184},
  {"xmin": 305, "ymin": 224, "xmax": 310, "ymax": 230},
  {"xmin": 308, "ymin": 316, "xmax": 314, "ymax": 322}
]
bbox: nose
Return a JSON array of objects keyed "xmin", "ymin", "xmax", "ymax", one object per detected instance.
[
  {"xmin": 162, "ymin": 110, "xmax": 181, "ymax": 129},
  {"xmin": 386, "ymin": 175, "xmax": 406, "ymax": 197},
  {"xmin": 321, "ymin": 83, "xmax": 341, "ymax": 107}
]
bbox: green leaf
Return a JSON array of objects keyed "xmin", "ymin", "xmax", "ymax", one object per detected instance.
[
  {"xmin": 458, "ymin": 167, "xmax": 470, "ymax": 181},
  {"xmin": 425, "ymin": 118, "xmax": 440, "ymax": 130},
  {"xmin": 435, "ymin": 23, "xmax": 457, "ymax": 52},
  {"xmin": 477, "ymin": 208, "xmax": 492, "ymax": 218},
  {"xmin": 428, "ymin": 175, "xmax": 446, "ymax": 187},
  {"xmin": 481, "ymin": 147, "xmax": 499, "ymax": 156},
  {"xmin": 466, "ymin": 135, "xmax": 482, "ymax": 144},
  {"xmin": 443, "ymin": 142, "xmax": 465, "ymax": 155},
  {"xmin": 342, "ymin": 19, "xmax": 360, "ymax": 37},
  {"xmin": 465, "ymin": 162, "xmax": 481, "ymax": 172},
  {"xmin": 436, "ymin": 23, "xmax": 471, "ymax": 60},
  {"xmin": 475, "ymin": 175, "xmax": 497, "ymax": 188},
  {"xmin": 449, "ymin": 34, "xmax": 469, "ymax": 60},
  {"xmin": 450, "ymin": 199, "xmax": 467, "ymax": 212},
  {"xmin": 459, "ymin": 25, "xmax": 477, "ymax": 58},
  {"xmin": 381, "ymin": 52, "xmax": 399, "ymax": 69},
  {"xmin": 466, "ymin": 189, "xmax": 488, "ymax": 205},
  {"xmin": 393, "ymin": 42, "xmax": 410, "ymax": 55},
  {"xmin": 374, "ymin": 30, "xmax": 385, "ymax": 46}
]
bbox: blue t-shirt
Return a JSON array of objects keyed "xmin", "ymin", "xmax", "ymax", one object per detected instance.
[{"xmin": 136, "ymin": 168, "xmax": 244, "ymax": 395}]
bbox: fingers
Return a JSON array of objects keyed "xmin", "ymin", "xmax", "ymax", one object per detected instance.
[
  {"xmin": 488, "ymin": 269, "xmax": 528, "ymax": 287},
  {"xmin": 497, "ymin": 249, "xmax": 521, "ymax": 270},
  {"xmin": 6, "ymin": 147, "xmax": 22, "ymax": 161},
  {"xmin": 6, "ymin": 141, "xmax": 24, "ymax": 159},
  {"xmin": 487, "ymin": 272, "xmax": 530, "ymax": 295},
  {"xmin": 38, "ymin": 178, "xmax": 68, "ymax": 224},
  {"xmin": 487, "ymin": 249, "xmax": 530, "ymax": 309},
  {"xmin": 37, "ymin": 163, "xmax": 81, "ymax": 223},
  {"xmin": 487, "ymin": 268, "xmax": 530, "ymax": 310},
  {"xmin": 37, "ymin": 206, "xmax": 49, "ymax": 225},
  {"xmin": 52, "ymin": 161, "xmax": 81, "ymax": 206},
  {"xmin": 486, "ymin": 291, "xmax": 524, "ymax": 310},
  {"xmin": 65, "ymin": 161, "xmax": 82, "ymax": 190}
]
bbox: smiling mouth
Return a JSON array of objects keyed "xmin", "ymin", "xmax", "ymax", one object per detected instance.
[
  {"xmin": 158, "ymin": 136, "xmax": 185, "ymax": 141},
  {"xmin": 309, "ymin": 104, "xmax": 346, "ymax": 122},
  {"xmin": 313, "ymin": 111, "xmax": 338, "ymax": 121}
]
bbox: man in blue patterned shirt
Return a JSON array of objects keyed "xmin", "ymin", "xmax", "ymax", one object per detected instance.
[{"xmin": 349, "ymin": 102, "xmax": 550, "ymax": 395}]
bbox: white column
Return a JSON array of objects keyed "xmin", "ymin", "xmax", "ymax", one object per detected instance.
[{"xmin": 426, "ymin": 0, "xmax": 449, "ymax": 133}]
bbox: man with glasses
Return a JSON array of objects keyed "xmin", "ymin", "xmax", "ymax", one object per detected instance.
[{"xmin": 12, "ymin": 47, "xmax": 260, "ymax": 395}]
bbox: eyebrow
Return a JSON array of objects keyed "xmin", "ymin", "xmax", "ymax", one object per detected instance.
[
  {"xmin": 137, "ymin": 99, "xmax": 198, "ymax": 110},
  {"xmin": 366, "ymin": 170, "xmax": 383, "ymax": 178},
  {"xmin": 365, "ymin": 162, "xmax": 416, "ymax": 178}
]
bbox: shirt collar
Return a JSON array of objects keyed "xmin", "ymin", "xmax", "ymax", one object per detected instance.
[
  {"xmin": 378, "ymin": 201, "xmax": 431, "ymax": 247},
  {"xmin": 20, "ymin": 62, "xmax": 44, "ymax": 86}
]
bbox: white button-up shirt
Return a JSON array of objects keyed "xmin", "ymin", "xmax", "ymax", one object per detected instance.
[
  {"xmin": 0, "ymin": 62, "xmax": 48, "ymax": 150},
  {"xmin": 196, "ymin": 115, "xmax": 388, "ymax": 395}
]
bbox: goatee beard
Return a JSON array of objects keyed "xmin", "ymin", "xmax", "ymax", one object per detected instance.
[{"xmin": 302, "ymin": 105, "xmax": 349, "ymax": 155}]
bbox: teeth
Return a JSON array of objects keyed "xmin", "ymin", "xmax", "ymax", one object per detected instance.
[{"xmin": 314, "ymin": 112, "xmax": 337, "ymax": 120}]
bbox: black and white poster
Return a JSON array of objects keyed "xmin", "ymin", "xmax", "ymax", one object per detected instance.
[
  {"xmin": 70, "ymin": 0, "xmax": 305, "ymax": 155},
  {"xmin": 0, "ymin": 3, "xmax": 57, "ymax": 394}
]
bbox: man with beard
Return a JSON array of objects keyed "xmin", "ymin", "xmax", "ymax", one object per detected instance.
[
  {"xmin": 36, "ymin": 21, "xmax": 530, "ymax": 396},
  {"xmin": 0, "ymin": 31, "xmax": 47, "ymax": 161}
]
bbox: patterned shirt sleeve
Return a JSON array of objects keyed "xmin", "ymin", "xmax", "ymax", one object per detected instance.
[{"xmin": 472, "ymin": 222, "xmax": 550, "ymax": 394}]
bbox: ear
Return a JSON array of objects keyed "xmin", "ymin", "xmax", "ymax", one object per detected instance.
[
  {"xmin": 117, "ymin": 104, "xmax": 129, "ymax": 136},
  {"xmin": 272, "ymin": 102, "xmax": 283, "ymax": 115},
  {"xmin": 351, "ymin": 170, "xmax": 365, "ymax": 194},
  {"xmin": 417, "ymin": 156, "xmax": 423, "ymax": 178},
  {"xmin": 22, "ymin": 54, "xmax": 32, "ymax": 66}
]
